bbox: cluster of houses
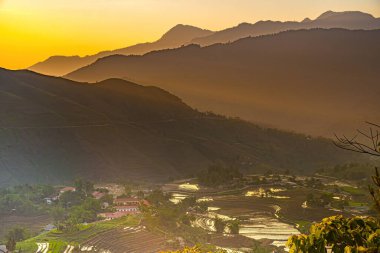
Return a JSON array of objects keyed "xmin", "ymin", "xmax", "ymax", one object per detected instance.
[
  {"xmin": 98, "ymin": 197, "xmax": 150, "ymax": 221},
  {"xmin": 44, "ymin": 186, "xmax": 150, "ymax": 221}
]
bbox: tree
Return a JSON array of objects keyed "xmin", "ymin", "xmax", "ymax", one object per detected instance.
[
  {"xmin": 369, "ymin": 168, "xmax": 380, "ymax": 213},
  {"xmin": 334, "ymin": 122, "xmax": 380, "ymax": 214},
  {"xmin": 334, "ymin": 122, "xmax": 380, "ymax": 157},
  {"xmin": 197, "ymin": 164, "xmax": 242, "ymax": 187},
  {"xmin": 99, "ymin": 194, "xmax": 114, "ymax": 205},
  {"xmin": 214, "ymin": 218, "xmax": 226, "ymax": 234},
  {"xmin": 59, "ymin": 191, "xmax": 84, "ymax": 208},
  {"xmin": 6, "ymin": 237, "xmax": 16, "ymax": 252},
  {"xmin": 287, "ymin": 216, "xmax": 380, "ymax": 253},
  {"xmin": 5, "ymin": 227, "xmax": 30, "ymax": 251},
  {"xmin": 6, "ymin": 227, "xmax": 29, "ymax": 242},
  {"xmin": 227, "ymin": 220, "xmax": 240, "ymax": 234},
  {"xmin": 50, "ymin": 206, "xmax": 65, "ymax": 227},
  {"xmin": 137, "ymin": 190, "xmax": 145, "ymax": 199},
  {"xmin": 74, "ymin": 179, "xmax": 94, "ymax": 197}
]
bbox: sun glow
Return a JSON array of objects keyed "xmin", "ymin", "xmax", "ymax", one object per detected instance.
[{"xmin": 1, "ymin": 0, "xmax": 379, "ymax": 69}]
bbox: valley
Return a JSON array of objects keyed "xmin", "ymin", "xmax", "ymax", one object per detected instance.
[
  {"xmin": 1, "ymin": 3, "xmax": 380, "ymax": 252},
  {"xmin": 2, "ymin": 168, "xmax": 372, "ymax": 253}
]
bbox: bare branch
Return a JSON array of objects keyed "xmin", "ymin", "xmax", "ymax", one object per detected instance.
[{"xmin": 333, "ymin": 122, "xmax": 380, "ymax": 157}]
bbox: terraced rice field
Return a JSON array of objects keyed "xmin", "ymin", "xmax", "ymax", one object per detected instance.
[
  {"xmin": 0, "ymin": 215, "xmax": 51, "ymax": 240},
  {"xmin": 239, "ymin": 211, "xmax": 299, "ymax": 247},
  {"xmin": 80, "ymin": 226, "xmax": 167, "ymax": 253},
  {"xmin": 36, "ymin": 243, "xmax": 49, "ymax": 253}
]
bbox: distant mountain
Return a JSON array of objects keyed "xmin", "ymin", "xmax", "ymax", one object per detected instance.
[
  {"xmin": 28, "ymin": 25, "xmax": 214, "ymax": 76},
  {"xmin": 28, "ymin": 11, "xmax": 380, "ymax": 77},
  {"xmin": 65, "ymin": 29, "xmax": 380, "ymax": 137},
  {"xmin": 191, "ymin": 11, "xmax": 380, "ymax": 46},
  {"xmin": 0, "ymin": 68, "xmax": 357, "ymax": 186}
]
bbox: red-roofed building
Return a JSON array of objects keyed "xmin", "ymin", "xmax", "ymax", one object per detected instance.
[
  {"xmin": 115, "ymin": 206, "xmax": 140, "ymax": 213},
  {"xmin": 92, "ymin": 191, "xmax": 106, "ymax": 200},
  {"xmin": 59, "ymin": 186, "xmax": 76, "ymax": 194},
  {"xmin": 114, "ymin": 197, "xmax": 140, "ymax": 206},
  {"xmin": 141, "ymin": 199, "xmax": 151, "ymax": 207},
  {"xmin": 99, "ymin": 212, "xmax": 128, "ymax": 221}
]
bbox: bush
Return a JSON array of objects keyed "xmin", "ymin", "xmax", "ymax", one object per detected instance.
[{"xmin": 287, "ymin": 215, "xmax": 380, "ymax": 253}]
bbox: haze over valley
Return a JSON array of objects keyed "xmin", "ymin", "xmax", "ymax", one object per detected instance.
[{"xmin": 1, "ymin": 2, "xmax": 379, "ymax": 253}]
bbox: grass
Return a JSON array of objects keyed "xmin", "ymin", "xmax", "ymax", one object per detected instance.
[
  {"xmin": 295, "ymin": 220, "xmax": 311, "ymax": 234},
  {"xmin": 17, "ymin": 215, "xmax": 140, "ymax": 253},
  {"xmin": 340, "ymin": 186, "xmax": 366, "ymax": 196},
  {"xmin": 348, "ymin": 201, "xmax": 368, "ymax": 207}
]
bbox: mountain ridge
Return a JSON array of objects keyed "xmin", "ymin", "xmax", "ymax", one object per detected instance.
[
  {"xmin": 28, "ymin": 10, "xmax": 380, "ymax": 76},
  {"xmin": 28, "ymin": 25, "xmax": 214, "ymax": 76},
  {"xmin": 190, "ymin": 10, "xmax": 380, "ymax": 46},
  {"xmin": 0, "ymin": 68, "xmax": 359, "ymax": 186},
  {"xmin": 65, "ymin": 28, "xmax": 380, "ymax": 137}
]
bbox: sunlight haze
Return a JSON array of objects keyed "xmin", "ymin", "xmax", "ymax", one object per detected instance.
[{"xmin": 1, "ymin": 0, "xmax": 379, "ymax": 69}]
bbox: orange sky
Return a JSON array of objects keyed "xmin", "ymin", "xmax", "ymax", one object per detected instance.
[{"xmin": 1, "ymin": 0, "xmax": 379, "ymax": 70}]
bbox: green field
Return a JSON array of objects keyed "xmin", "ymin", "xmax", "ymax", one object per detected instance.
[
  {"xmin": 17, "ymin": 216, "xmax": 140, "ymax": 253},
  {"xmin": 340, "ymin": 186, "xmax": 366, "ymax": 196}
]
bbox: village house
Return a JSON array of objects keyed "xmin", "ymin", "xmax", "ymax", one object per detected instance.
[
  {"xmin": 99, "ymin": 212, "xmax": 128, "ymax": 221},
  {"xmin": 114, "ymin": 197, "xmax": 140, "ymax": 206},
  {"xmin": 59, "ymin": 186, "xmax": 76, "ymax": 194},
  {"xmin": 98, "ymin": 197, "xmax": 149, "ymax": 221},
  {"xmin": 115, "ymin": 205, "xmax": 140, "ymax": 213},
  {"xmin": 43, "ymin": 196, "xmax": 58, "ymax": 205},
  {"xmin": 92, "ymin": 191, "xmax": 106, "ymax": 199}
]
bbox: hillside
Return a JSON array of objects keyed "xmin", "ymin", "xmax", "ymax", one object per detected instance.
[
  {"xmin": 0, "ymin": 68, "xmax": 357, "ymax": 186},
  {"xmin": 65, "ymin": 29, "xmax": 380, "ymax": 137},
  {"xmin": 28, "ymin": 25, "xmax": 214, "ymax": 76},
  {"xmin": 191, "ymin": 11, "xmax": 380, "ymax": 46}
]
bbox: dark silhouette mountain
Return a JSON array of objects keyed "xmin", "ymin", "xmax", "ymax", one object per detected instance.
[
  {"xmin": 28, "ymin": 11, "xmax": 379, "ymax": 77},
  {"xmin": 65, "ymin": 29, "xmax": 380, "ymax": 137},
  {"xmin": 0, "ymin": 68, "xmax": 357, "ymax": 186},
  {"xmin": 28, "ymin": 25, "xmax": 214, "ymax": 76},
  {"xmin": 190, "ymin": 11, "xmax": 380, "ymax": 46}
]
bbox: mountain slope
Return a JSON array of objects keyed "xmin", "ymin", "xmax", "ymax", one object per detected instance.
[
  {"xmin": 65, "ymin": 29, "xmax": 380, "ymax": 137},
  {"xmin": 28, "ymin": 11, "xmax": 379, "ymax": 77},
  {"xmin": 0, "ymin": 68, "xmax": 357, "ymax": 186},
  {"xmin": 28, "ymin": 25, "xmax": 214, "ymax": 76},
  {"xmin": 191, "ymin": 11, "xmax": 380, "ymax": 46}
]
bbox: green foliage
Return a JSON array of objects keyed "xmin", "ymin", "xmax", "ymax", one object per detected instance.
[
  {"xmin": 59, "ymin": 191, "xmax": 85, "ymax": 208},
  {"xmin": 17, "ymin": 216, "xmax": 139, "ymax": 251},
  {"xmin": 306, "ymin": 193, "xmax": 333, "ymax": 208},
  {"xmin": 6, "ymin": 236, "xmax": 16, "ymax": 251},
  {"xmin": 160, "ymin": 245, "xmax": 225, "ymax": 253},
  {"xmin": 227, "ymin": 220, "xmax": 239, "ymax": 234},
  {"xmin": 369, "ymin": 167, "xmax": 380, "ymax": 213},
  {"xmin": 318, "ymin": 163, "xmax": 373, "ymax": 181},
  {"xmin": 305, "ymin": 177, "xmax": 323, "ymax": 189},
  {"xmin": 197, "ymin": 164, "xmax": 242, "ymax": 187},
  {"xmin": 74, "ymin": 179, "xmax": 94, "ymax": 197},
  {"xmin": 6, "ymin": 226, "xmax": 30, "ymax": 242},
  {"xmin": 146, "ymin": 189, "xmax": 171, "ymax": 206},
  {"xmin": 0, "ymin": 184, "xmax": 55, "ymax": 216},
  {"xmin": 5, "ymin": 226, "xmax": 30, "ymax": 251},
  {"xmin": 50, "ymin": 206, "xmax": 65, "ymax": 227},
  {"xmin": 214, "ymin": 218, "xmax": 226, "ymax": 234},
  {"xmin": 99, "ymin": 194, "xmax": 114, "ymax": 205},
  {"xmin": 287, "ymin": 215, "xmax": 380, "ymax": 253}
]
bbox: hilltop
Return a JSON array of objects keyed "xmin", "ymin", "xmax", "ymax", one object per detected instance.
[
  {"xmin": 191, "ymin": 10, "xmax": 380, "ymax": 46},
  {"xmin": 65, "ymin": 29, "xmax": 380, "ymax": 137},
  {"xmin": 28, "ymin": 25, "xmax": 213, "ymax": 76},
  {"xmin": 28, "ymin": 11, "xmax": 380, "ymax": 77},
  {"xmin": 0, "ymin": 68, "xmax": 357, "ymax": 186}
]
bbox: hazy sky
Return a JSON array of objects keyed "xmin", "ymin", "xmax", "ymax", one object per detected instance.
[{"xmin": 1, "ymin": 0, "xmax": 379, "ymax": 69}]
